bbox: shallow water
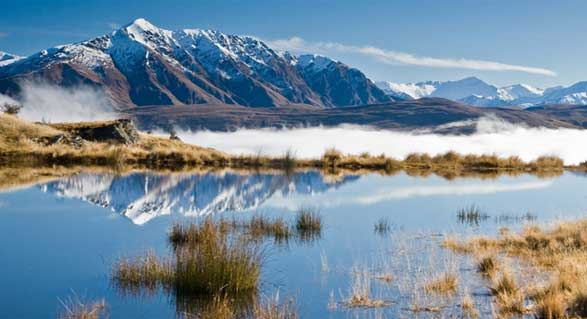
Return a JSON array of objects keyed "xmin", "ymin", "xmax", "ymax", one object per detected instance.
[{"xmin": 1, "ymin": 169, "xmax": 587, "ymax": 318}]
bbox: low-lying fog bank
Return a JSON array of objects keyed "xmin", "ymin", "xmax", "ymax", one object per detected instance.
[{"xmin": 177, "ymin": 117, "xmax": 587, "ymax": 165}]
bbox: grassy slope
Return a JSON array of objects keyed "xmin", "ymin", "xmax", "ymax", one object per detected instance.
[{"xmin": 0, "ymin": 114, "xmax": 228, "ymax": 167}]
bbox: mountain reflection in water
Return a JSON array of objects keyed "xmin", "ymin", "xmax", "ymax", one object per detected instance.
[{"xmin": 40, "ymin": 171, "xmax": 360, "ymax": 224}]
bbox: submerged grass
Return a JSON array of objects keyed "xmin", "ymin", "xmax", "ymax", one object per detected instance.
[
  {"xmin": 58, "ymin": 296, "xmax": 107, "ymax": 319},
  {"xmin": 373, "ymin": 218, "xmax": 391, "ymax": 235},
  {"xmin": 345, "ymin": 266, "xmax": 388, "ymax": 308},
  {"xmin": 457, "ymin": 205, "xmax": 489, "ymax": 226}
]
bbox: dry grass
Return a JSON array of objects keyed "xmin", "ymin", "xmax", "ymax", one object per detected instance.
[
  {"xmin": 295, "ymin": 207, "xmax": 322, "ymax": 242},
  {"xmin": 295, "ymin": 207, "xmax": 322, "ymax": 232},
  {"xmin": 114, "ymin": 219, "xmax": 261, "ymax": 297},
  {"xmin": 461, "ymin": 289, "xmax": 479, "ymax": 318},
  {"xmin": 476, "ymin": 255, "xmax": 498, "ymax": 277},
  {"xmin": 535, "ymin": 290, "xmax": 566, "ymax": 319},
  {"xmin": 345, "ymin": 266, "xmax": 388, "ymax": 308},
  {"xmin": 0, "ymin": 115, "xmax": 570, "ymax": 178},
  {"xmin": 237, "ymin": 215, "xmax": 293, "ymax": 243},
  {"xmin": 170, "ymin": 213, "xmax": 321, "ymax": 249},
  {"xmin": 424, "ymin": 271, "xmax": 459, "ymax": 295},
  {"xmin": 253, "ymin": 296, "xmax": 297, "ymax": 319},
  {"xmin": 58, "ymin": 297, "xmax": 107, "ymax": 319},
  {"xmin": 443, "ymin": 219, "xmax": 587, "ymax": 318},
  {"xmin": 112, "ymin": 251, "xmax": 174, "ymax": 294}
]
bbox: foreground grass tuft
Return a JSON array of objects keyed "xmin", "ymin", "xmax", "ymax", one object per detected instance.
[
  {"xmin": 114, "ymin": 218, "xmax": 261, "ymax": 297},
  {"xmin": 425, "ymin": 271, "xmax": 459, "ymax": 295}
]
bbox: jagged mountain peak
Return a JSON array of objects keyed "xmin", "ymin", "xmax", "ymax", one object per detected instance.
[
  {"xmin": 0, "ymin": 18, "xmax": 390, "ymax": 108},
  {"xmin": 296, "ymin": 54, "xmax": 338, "ymax": 70}
]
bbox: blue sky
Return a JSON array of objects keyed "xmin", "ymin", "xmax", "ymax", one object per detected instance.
[{"xmin": 1, "ymin": 0, "xmax": 586, "ymax": 88}]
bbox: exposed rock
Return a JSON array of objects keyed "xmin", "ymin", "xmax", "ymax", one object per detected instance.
[{"xmin": 49, "ymin": 119, "xmax": 140, "ymax": 144}]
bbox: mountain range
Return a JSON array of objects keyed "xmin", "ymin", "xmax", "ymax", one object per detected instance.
[
  {"xmin": 0, "ymin": 18, "xmax": 390, "ymax": 108},
  {"xmin": 376, "ymin": 77, "xmax": 587, "ymax": 108},
  {"xmin": 1, "ymin": 18, "xmax": 587, "ymax": 132}
]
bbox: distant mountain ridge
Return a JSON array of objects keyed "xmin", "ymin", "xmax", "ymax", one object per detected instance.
[
  {"xmin": 0, "ymin": 18, "xmax": 391, "ymax": 108},
  {"xmin": 376, "ymin": 77, "xmax": 587, "ymax": 108}
]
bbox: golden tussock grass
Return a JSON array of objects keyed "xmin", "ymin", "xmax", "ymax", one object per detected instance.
[
  {"xmin": 476, "ymin": 255, "xmax": 498, "ymax": 277},
  {"xmin": 461, "ymin": 289, "xmax": 479, "ymax": 318},
  {"xmin": 0, "ymin": 115, "xmax": 570, "ymax": 179},
  {"xmin": 114, "ymin": 218, "xmax": 262, "ymax": 297},
  {"xmin": 444, "ymin": 219, "xmax": 587, "ymax": 318},
  {"xmin": 424, "ymin": 271, "xmax": 459, "ymax": 295}
]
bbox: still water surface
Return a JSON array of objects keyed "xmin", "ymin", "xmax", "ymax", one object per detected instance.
[{"xmin": 1, "ymin": 170, "xmax": 587, "ymax": 318}]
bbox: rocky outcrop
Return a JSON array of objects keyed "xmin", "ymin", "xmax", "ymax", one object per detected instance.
[{"xmin": 49, "ymin": 119, "xmax": 139, "ymax": 144}]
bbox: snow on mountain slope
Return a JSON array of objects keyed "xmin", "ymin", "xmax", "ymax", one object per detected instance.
[
  {"xmin": 41, "ymin": 171, "xmax": 359, "ymax": 225},
  {"xmin": 429, "ymin": 77, "xmax": 498, "ymax": 100},
  {"xmin": 378, "ymin": 76, "xmax": 587, "ymax": 108},
  {"xmin": 0, "ymin": 18, "xmax": 390, "ymax": 108},
  {"xmin": 376, "ymin": 77, "xmax": 498, "ymax": 101},
  {"xmin": 498, "ymin": 84, "xmax": 544, "ymax": 100},
  {"xmin": 375, "ymin": 81, "xmax": 437, "ymax": 99},
  {"xmin": 0, "ymin": 51, "xmax": 23, "ymax": 67}
]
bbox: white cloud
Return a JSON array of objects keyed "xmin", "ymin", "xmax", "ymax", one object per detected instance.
[
  {"xmin": 107, "ymin": 22, "xmax": 120, "ymax": 30},
  {"xmin": 266, "ymin": 37, "xmax": 556, "ymax": 76},
  {"xmin": 265, "ymin": 180, "xmax": 553, "ymax": 210},
  {"xmin": 177, "ymin": 116, "xmax": 587, "ymax": 165},
  {"xmin": 14, "ymin": 81, "xmax": 117, "ymax": 122}
]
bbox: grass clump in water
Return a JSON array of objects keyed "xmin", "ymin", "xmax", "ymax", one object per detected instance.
[
  {"xmin": 112, "ymin": 251, "xmax": 173, "ymax": 294},
  {"xmin": 58, "ymin": 296, "xmax": 107, "ymax": 319},
  {"xmin": 238, "ymin": 215, "xmax": 293, "ymax": 244},
  {"xmin": 114, "ymin": 218, "xmax": 261, "ymax": 297},
  {"xmin": 295, "ymin": 207, "xmax": 322, "ymax": 242},
  {"xmin": 373, "ymin": 218, "xmax": 391, "ymax": 235},
  {"xmin": 457, "ymin": 205, "xmax": 489, "ymax": 226},
  {"xmin": 253, "ymin": 295, "xmax": 298, "ymax": 319},
  {"xmin": 424, "ymin": 271, "xmax": 459, "ymax": 295},
  {"xmin": 345, "ymin": 266, "xmax": 388, "ymax": 308}
]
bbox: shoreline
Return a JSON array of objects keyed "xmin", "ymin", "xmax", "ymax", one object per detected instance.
[{"xmin": 0, "ymin": 114, "xmax": 577, "ymax": 179}]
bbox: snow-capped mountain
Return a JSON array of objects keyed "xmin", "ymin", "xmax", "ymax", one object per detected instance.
[
  {"xmin": 376, "ymin": 77, "xmax": 497, "ymax": 101},
  {"xmin": 375, "ymin": 81, "xmax": 438, "ymax": 100},
  {"xmin": 0, "ymin": 51, "xmax": 22, "ymax": 67},
  {"xmin": 40, "ymin": 171, "xmax": 359, "ymax": 225},
  {"xmin": 377, "ymin": 77, "xmax": 587, "ymax": 108},
  {"xmin": 0, "ymin": 18, "xmax": 391, "ymax": 108}
]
